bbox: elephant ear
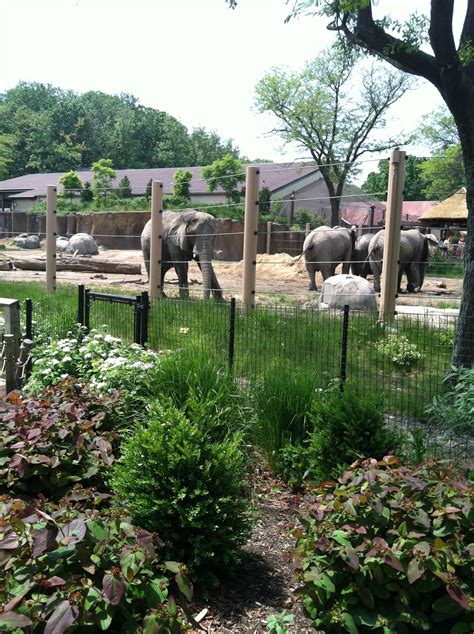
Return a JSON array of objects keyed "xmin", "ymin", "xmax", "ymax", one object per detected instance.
[
  {"xmin": 426, "ymin": 233, "xmax": 439, "ymax": 258},
  {"xmin": 167, "ymin": 213, "xmax": 191, "ymax": 251}
]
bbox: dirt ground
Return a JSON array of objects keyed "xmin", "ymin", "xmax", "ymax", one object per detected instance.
[{"xmin": 0, "ymin": 245, "xmax": 463, "ymax": 307}]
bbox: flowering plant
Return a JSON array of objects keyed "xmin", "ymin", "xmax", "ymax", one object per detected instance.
[{"xmin": 376, "ymin": 334, "xmax": 423, "ymax": 371}]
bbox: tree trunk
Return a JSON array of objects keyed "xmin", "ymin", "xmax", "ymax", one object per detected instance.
[{"xmin": 12, "ymin": 256, "xmax": 141, "ymax": 275}]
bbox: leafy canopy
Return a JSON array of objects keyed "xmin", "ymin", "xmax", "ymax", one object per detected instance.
[{"xmin": 201, "ymin": 153, "xmax": 245, "ymax": 204}]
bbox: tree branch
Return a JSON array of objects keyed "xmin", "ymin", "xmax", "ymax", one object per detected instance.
[
  {"xmin": 429, "ymin": 0, "xmax": 457, "ymax": 66},
  {"xmin": 340, "ymin": 5, "xmax": 441, "ymax": 90},
  {"xmin": 460, "ymin": 0, "xmax": 474, "ymax": 46}
]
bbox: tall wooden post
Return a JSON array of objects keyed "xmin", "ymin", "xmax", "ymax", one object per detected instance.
[
  {"xmin": 149, "ymin": 181, "xmax": 163, "ymax": 300},
  {"xmin": 46, "ymin": 185, "xmax": 57, "ymax": 293},
  {"xmin": 379, "ymin": 150, "xmax": 406, "ymax": 320},
  {"xmin": 241, "ymin": 166, "xmax": 259, "ymax": 308},
  {"xmin": 266, "ymin": 221, "xmax": 272, "ymax": 255}
]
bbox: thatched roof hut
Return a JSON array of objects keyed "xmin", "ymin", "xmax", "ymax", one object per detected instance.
[{"xmin": 418, "ymin": 188, "xmax": 467, "ymax": 226}]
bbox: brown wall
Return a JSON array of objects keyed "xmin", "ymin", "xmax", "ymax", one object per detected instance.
[{"xmin": 6, "ymin": 211, "xmax": 307, "ymax": 260}]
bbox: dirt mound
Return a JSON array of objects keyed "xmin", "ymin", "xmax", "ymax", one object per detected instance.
[{"xmin": 217, "ymin": 252, "xmax": 307, "ymax": 281}]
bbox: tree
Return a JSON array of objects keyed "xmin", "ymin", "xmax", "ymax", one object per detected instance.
[
  {"xmin": 254, "ymin": 43, "xmax": 411, "ymax": 225},
  {"xmin": 188, "ymin": 127, "xmax": 240, "ymax": 165},
  {"xmin": 0, "ymin": 134, "xmax": 13, "ymax": 180},
  {"xmin": 362, "ymin": 156, "xmax": 427, "ymax": 201},
  {"xmin": 145, "ymin": 178, "xmax": 153, "ymax": 200},
  {"xmin": 59, "ymin": 170, "xmax": 83, "ymax": 201},
  {"xmin": 201, "ymin": 154, "xmax": 245, "ymax": 204},
  {"xmin": 117, "ymin": 175, "xmax": 132, "ymax": 198},
  {"xmin": 80, "ymin": 181, "xmax": 93, "ymax": 203},
  {"xmin": 172, "ymin": 169, "xmax": 192, "ymax": 202},
  {"xmin": 277, "ymin": 0, "xmax": 474, "ymax": 366},
  {"xmin": 91, "ymin": 158, "xmax": 116, "ymax": 207}
]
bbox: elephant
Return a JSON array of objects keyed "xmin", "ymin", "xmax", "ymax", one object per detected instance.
[
  {"xmin": 303, "ymin": 225, "xmax": 357, "ymax": 291},
  {"xmin": 66, "ymin": 233, "xmax": 99, "ymax": 255},
  {"xmin": 351, "ymin": 233, "xmax": 376, "ymax": 278},
  {"xmin": 141, "ymin": 209, "xmax": 223, "ymax": 300},
  {"xmin": 368, "ymin": 229, "xmax": 439, "ymax": 293}
]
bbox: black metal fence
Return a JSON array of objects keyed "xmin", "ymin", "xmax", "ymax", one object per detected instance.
[{"xmin": 22, "ymin": 286, "xmax": 472, "ymax": 460}]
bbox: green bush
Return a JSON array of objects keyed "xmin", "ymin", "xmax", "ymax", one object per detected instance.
[
  {"xmin": 0, "ymin": 494, "xmax": 191, "ymax": 632},
  {"xmin": 376, "ymin": 334, "xmax": 423, "ymax": 371},
  {"xmin": 305, "ymin": 386, "xmax": 400, "ymax": 482},
  {"xmin": 425, "ymin": 365, "xmax": 474, "ymax": 436},
  {"xmin": 293, "ymin": 457, "xmax": 473, "ymax": 633},
  {"xmin": 110, "ymin": 400, "xmax": 253, "ymax": 588},
  {"xmin": 0, "ymin": 381, "xmax": 120, "ymax": 497}
]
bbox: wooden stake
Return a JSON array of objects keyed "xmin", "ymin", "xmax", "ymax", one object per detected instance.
[
  {"xmin": 46, "ymin": 185, "xmax": 57, "ymax": 293},
  {"xmin": 241, "ymin": 166, "xmax": 259, "ymax": 308},
  {"xmin": 379, "ymin": 150, "xmax": 406, "ymax": 320},
  {"xmin": 149, "ymin": 181, "xmax": 163, "ymax": 300}
]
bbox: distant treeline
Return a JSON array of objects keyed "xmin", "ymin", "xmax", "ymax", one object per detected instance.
[{"xmin": 0, "ymin": 82, "xmax": 245, "ymax": 179}]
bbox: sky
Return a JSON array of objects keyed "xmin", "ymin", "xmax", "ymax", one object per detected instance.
[{"xmin": 0, "ymin": 0, "xmax": 467, "ymax": 181}]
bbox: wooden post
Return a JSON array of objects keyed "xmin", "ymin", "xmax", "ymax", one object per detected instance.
[
  {"xmin": 266, "ymin": 221, "xmax": 272, "ymax": 255},
  {"xmin": 0, "ymin": 299, "xmax": 21, "ymax": 366},
  {"xmin": 46, "ymin": 185, "xmax": 57, "ymax": 293},
  {"xmin": 241, "ymin": 166, "xmax": 259, "ymax": 308},
  {"xmin": 149, "ymin": 181, "xmax": 163, "ymax": 300},
  {"xmin": 3, "ymin": 334, "xmax": 15, "ymax": 393},
  {"xmin": 305, "ymin": 223, "xmax": 311, "ymax": 237},
  {"xmin": 379, "ymin": 150, "xmax": 406, "ymax": 321}
]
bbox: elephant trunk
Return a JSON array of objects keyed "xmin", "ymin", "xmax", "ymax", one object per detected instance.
[{"xmin": 194, "ymin": 237, "xmax": 213, "ymax": 299}]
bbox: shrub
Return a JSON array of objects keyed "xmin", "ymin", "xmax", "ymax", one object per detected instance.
[
  {"xmin": 425, "ymin": 365, "xmax": 474, "ymax": 436},
  {"xmin": 376, "ymin": 334, "xmax": 423, "ymax": 371},
  {"xmin": 110, "ymin": 399, "xmax": 253, "ymax": 588},
  {"xmin": 304, "ymin": 386, "xmax": 400, "ymax": 482},
  {"xmin": 0, "ymin": 380, "xmax": 120, "ymax": 497},
  {"xmin": 0, "ymin": 495, "xmax": 191, "ymax": 632},
  {"xmin": 293, "ymin": 457, "xmax": 473, "ymax": 633}
]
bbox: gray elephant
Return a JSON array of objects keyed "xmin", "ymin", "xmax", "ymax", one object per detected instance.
[
  {"xmin": 141, "ymin": 209, "xmax": 223, "ymax": 300},
  {"xmin": 351, "ymin": 233, "xmax": 376, "ymax": 278},
  {"xmin": 368, "ymin": 229, "xmax": 439, "ymax": 293},
  {"xmin": 303, "ymin": 225, "xmax": 356, "ymax": 291}
]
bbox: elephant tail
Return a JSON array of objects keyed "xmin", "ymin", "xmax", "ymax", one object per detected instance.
[{"xmin": 421, "ymin": 234, "xmax": 429, "ymax": 264}]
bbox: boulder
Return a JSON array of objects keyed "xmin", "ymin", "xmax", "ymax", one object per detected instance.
[
  {"xmin": 57, "ymin": 236, "xmax": 70, "ymax": 252},
  {"xmin": 65, "ymin": 233, "xmax": 99, "ymax": 255},
  {"xmin": 13, "ymin": 233, "xmax": 40, "ymax": 249},
  {"xmin": 319, "ymin": 274, "xmax": 377, "ymax": 311}
]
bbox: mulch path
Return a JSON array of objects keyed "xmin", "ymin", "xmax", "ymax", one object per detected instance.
[{"xmin": 190, "ymin": 463, "xmax": 318, "ymax": 633}]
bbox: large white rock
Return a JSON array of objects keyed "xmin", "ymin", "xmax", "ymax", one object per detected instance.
[
  {"xmin": 65, "ymin": 233, "xmax": 99, "ymax": 255},
  {"xmin": 13, "ymin": 233, "xmax": 40, "ymax": 249},
  {"xmin": 319, "ymin": 274, "xmax": 377, "ymax": 311}
]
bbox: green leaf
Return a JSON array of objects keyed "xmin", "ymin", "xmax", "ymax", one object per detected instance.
[
  {"xmin": 176, "ymin": 573, "xmax": 193, "ymax": 602},
  {"xmin": 342, "ymin": 612, "xmax": 359, "ymax": 634},
  {"xmin": 331, "ymin": 530, "xmax": 351, "ymax": 547},
  {"xmin": 358, "ymin": 587, "xmax": 375, "ymax": 609}
]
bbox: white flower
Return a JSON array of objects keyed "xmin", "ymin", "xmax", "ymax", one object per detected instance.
[
  {"xmin": 62, "ymin": 355, "xmax": 72, "ymax": 363},
  {"xmin": 41, "ymin": 368, "xmax": 51, "ymax": 375}
]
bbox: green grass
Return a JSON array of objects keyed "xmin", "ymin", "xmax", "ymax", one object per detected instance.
[{"xmin": 0, "ymin": 281, "xmax": 454, "ymax": 422}]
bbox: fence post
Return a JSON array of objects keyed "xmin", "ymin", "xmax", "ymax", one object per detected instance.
[
  {"xmin": 25, "ymin": 298, "xmax": 33, "ymax": 340},
  {"xmin": 379, "ymin": 150, "xmax": 406, "ymax": 321},
  {"xmin": 339, "ymin": 304, "xmax": 350, "ymax": 392},
  {"xmin": 46, "ymin": 185, "xmax": 57, "ymax": 293},
  {"xmin": 266, "ymin": 221, "xmax": 272, "ymax": 255},
  {"xmin": 305, "ymin": 223, "xmax": 311, "ymax": 238},
  {"xmin": 228, "ymin": 297, "xmax": 236, "ymax": 370},
  {"xmin": 84, "ymin": 288, "xmax": 91, "ymax": 331},
  {"xmin": 149, "ymin": 181, "xmax": 163, "ymax": 300},
  {"xmin": 140, "ymin": 291, "xmax": 149, "ymax": 346},
  {"xmin": 3, "ymin": 334, "xmax": 15, "ymax": 393},
  {"xmin": 77, "ymin": 284, "xmax": 85, "ymax": 326},
  {"xmin": 15, "ymin": 338, "xmax": 32, "ymax": 386},
  {"xmin": 134, "ymin": 295, "xmax": 142, "ymax": 345},
  {"xmin": 242, "ymin": 166, "xmax": 259, "ymax": 309}
]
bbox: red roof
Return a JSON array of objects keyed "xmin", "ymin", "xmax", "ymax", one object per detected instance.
[{"xmin": 341, "ymin": 200, "xmax": 438, "ymax": 226}]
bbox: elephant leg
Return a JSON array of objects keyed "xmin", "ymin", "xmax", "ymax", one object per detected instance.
[
  {"xmin": 341, "ymin": 261, "xmax": 350, "ymax": 275},
  {"xmin": 321, "ymin": 265, "xmax": 333, "ymax": 281},
  {"xmin": 174, "ymin": 262, "xmax": 189, "ymax": 299},
  {"xmin": 306, "ymin": 263, "xmax": 318, "ymax": 291},
  {"xmin": 370, "ymin": 259, "xmax": 381, "ymax": 292},
  {"xmin": 406, "ymin": 262, "xmax": 420, "ymax": 293},
  {"xmin": 142, "ymin": 244, "xmax": 150, "ymax": 278}
]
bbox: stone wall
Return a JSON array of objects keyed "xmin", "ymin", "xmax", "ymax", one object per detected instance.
[{"xmin": 5, "ymin": 211, "xmax": 307, "ymax": 261}]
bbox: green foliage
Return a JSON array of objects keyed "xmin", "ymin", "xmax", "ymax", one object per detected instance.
[
  {"xmin": 116, "ymin": 174, "xmax": 132, "ymax": 198},
  {"xmin": 80, "ymin": 180, "xmax": 93, "ymax": 203},
  {"xmin": 418, "ymin": 146, "xmax": 466, "ymax": 200},
  {"xmin": 266, "ymin": 610, "xmax": 295, "ymax": 633},
  {"xmin": 425, "ymin": 365, "xmax": 474, "ymax": 436},
  {"xmin": 0, "ymin": 82, "xmax": 242, "ymax": 178},
  {"xmin": 293, "ymin": 457, "xmax": 473, "ymax": 633},
  {"xmin": 172, "ymin": 169, "xmax": 193, "ymax": 203},
  {"xmin": 294, "ymin": 209, "xmax": 326, "ymax": 229},
  {"xmin": 92, "ymin": 158, "xmax": 116, "ymax": 207},
  {"xmin": 362, "ymin": 156, "xmax": 427, "ymax": 201},
  {"xmin": 252, "ymin": 367, "xmax": 320, "ymax": 473},
  {"xmin": 376, "ymin": 334, "xmax": 423, "ymax": 371},
  {"xmin": 201, "ymin": 153, "xmax": 245, "ymax": 204},
  {"xmin": 145, "ymin": 177, "xmax": 153, "ymax": 200},
  {"xmin": 110, "ymin": 399, "xmax": 253, "ymax": 587},
  {"xmin": 59, "ymin": 170, "xmax": 82, "ymax": 200},
  {"xmin": 259, "ymin": 186, "xmax": 272, "ymax": 214},
  {"xmin": 427, "ymin": 251, "xmax": 464, "ymax": 279},
  {"xmin": 0, "ymin": 494, "xmax": 190, "ymax": 632},
  {"xmin": 0, "ymin": 380, "xmax": 120, "ymax": 497}
]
